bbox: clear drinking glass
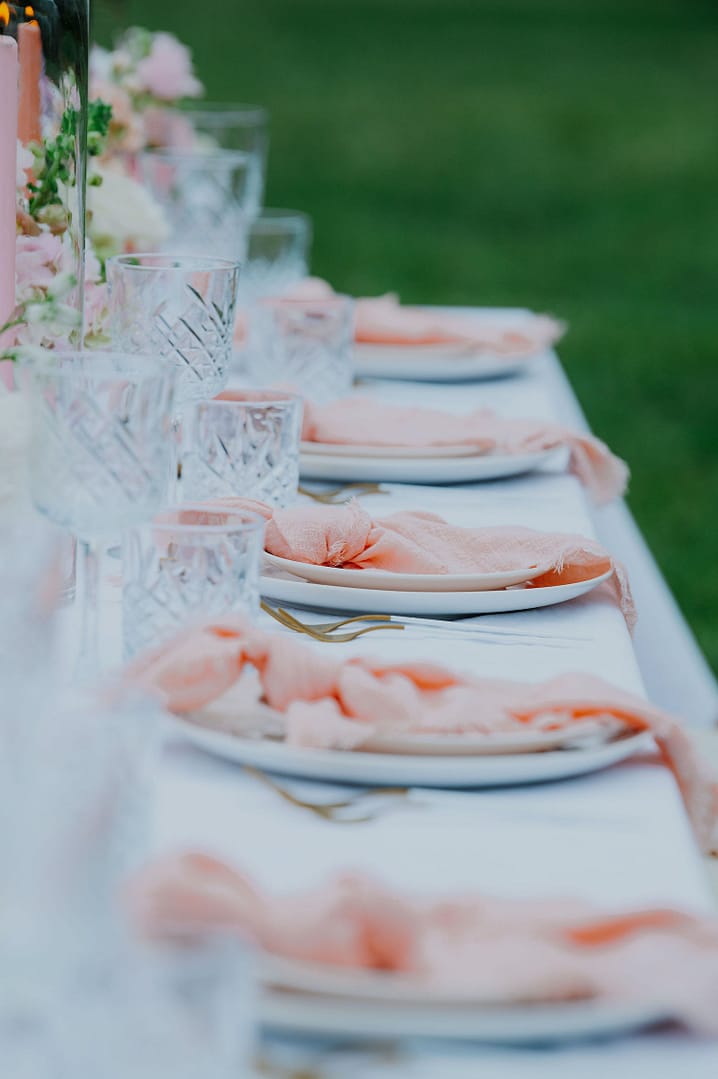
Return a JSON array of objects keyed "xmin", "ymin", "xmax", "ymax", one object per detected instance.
[
  {"xmin": 137, "ymin": 148, "xmax": 255, "ymax": 261},
  {"xmin": 54, "ymin": 929, "xmax": 254, "ymax": 1079},
  {"xmin": 122, "ymin": 504, "xmax": 266, "ymax": 657},
  {"xmin": 240, "ymin": 209, "xmax": 312, "ymax": 304},
  {"xmin": 106, "ymin": 254, "xmax": 241, "ymax": 411},
  {"xmin": 246, "ymin": 296, "xmax": 355, "ymax": 403},
  {"xmin": 23, "ymin": 351, "xmax": 176, "ymax": 676},
  {"xmin": 181, "ymin": 390, "xmax": 302, "ymax": 507},
  {"xmin": 182, "ymin": 102, "xmax": 269, "ymax": 216}
]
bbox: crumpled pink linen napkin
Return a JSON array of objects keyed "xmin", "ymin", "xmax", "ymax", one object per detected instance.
[
  {"xmin": 123, "ymin": 617, "xmax": 718, "ymax": 854},
  {"xmin": 302, "ymin": 397, "xmax": 629, "ymax": 505},
  {"xmin": 238, "ymin": 277, "xmax": 564, "ymax": 357},
  {"xmin": 259, "ymin": 499, "xmax": 634, "ymax": 626},
  {"xmin": 127, "ymin": 854, "xmax": 718, "ymax": 1033}
]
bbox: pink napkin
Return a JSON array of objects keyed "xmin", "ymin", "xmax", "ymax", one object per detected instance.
[
  {"xmin": 256, "ymin": 277, "xmax": 564, "ymax": 357},
  {"xmin": 124, "ymin": 618, "xmax": 718, "ymax": 854},
  {"xmin": 128, "ymin": 854, "xmax": 718, "ymax": 1032},
  {"xmin": 262, "ymin": 500, "xmax": 634, "ymax": 625},
  {"xmin": 302, "ymin": 397, "xmax": 629, "ymax": 505},
  {"xmin": 354, "ymin": 295, "xmax": 563, "ymax": 355}
]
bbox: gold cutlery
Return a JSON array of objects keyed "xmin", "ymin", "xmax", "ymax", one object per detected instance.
[
  {"xmin": 260, "ymin": 600, "xmax": 405, "ymax": 643},
  {"xmin": 244, "ymin": 764, "xmax": 410, "ymax": 823},
  {"xmin": 298, "ymin": 482, "xmax": 386, "ymax": 504}
]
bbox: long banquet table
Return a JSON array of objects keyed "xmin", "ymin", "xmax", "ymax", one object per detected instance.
[{"xmin": 123, "ymin": 335, "xmax": 718, "ymax": 1074}]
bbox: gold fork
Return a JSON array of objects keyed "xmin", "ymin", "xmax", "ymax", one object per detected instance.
[
  {"xmin": 261, "ymin": 600, "xmax": 405, "ymax": 643},
  {"xmin": 244, "ymin": 765, "xmax": 410, "ymax": 823},
  {"xmin": 298, "ymin": 482, "xmax": 386, "ymax": 504}
]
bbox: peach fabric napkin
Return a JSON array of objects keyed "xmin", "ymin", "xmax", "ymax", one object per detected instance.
[
  {"xmin": 260, "ymin": 500, "xmax": 634, "ymax": 625},
  {"xmin": 124, "ymin": 617, "xmax": 718, "ymax": 854},
  {"xmin": 278, "ymin": 277, "xmax": 564, "ymax": 356},
  {"xmin": 302, "ymin": 397, "xmax": 629, "ymax": 505},
  {"xmin": 128, "ymin": 854, "xmax": 718, "ymax": 1032}
]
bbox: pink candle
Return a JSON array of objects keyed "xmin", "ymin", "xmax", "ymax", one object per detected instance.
[
  {"xmin": 18, "ymin": 20, "xmax": 41, "ymax": 146},
  {"xmin": 0, "ymin": 34, "xmax": 18, "ymax": 330}
]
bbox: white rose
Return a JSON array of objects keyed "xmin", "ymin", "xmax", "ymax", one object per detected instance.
[{"xmin": 87, "ymin": 164, "xmax": 169, "ymax": 258}]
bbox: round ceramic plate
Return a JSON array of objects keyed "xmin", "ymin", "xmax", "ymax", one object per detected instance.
[
  {"xmin": 262, "ymin": 553, "xmax": 548, "ymax": 593},
  {"xmin": 299, "ymin": 446, "xmax": 561, "ymax": 485},
  {"xmin": 259, "ymin": 984, "xmax": 664, "ymax": 1044},
  {"xmin": 170, "ymin": 718, "xmax": 649, "ymax": 787},
  {"xmin": 300, "ymin": 440, "xmax": 485, "ymax": 459},
  {"xmin": 259, "ymin": 567, "xmax": 613, "ymax": 617},
  {"xmin": 354, "ymin": 343, "xmax": 534, "ymax": 383}
]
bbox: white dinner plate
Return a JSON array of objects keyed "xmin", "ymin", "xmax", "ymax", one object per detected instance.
[
  {"xmin": 300, "ymin": 440, "xmax": 483, "ymax": 459},
  {"xmin": 299, "ymin": 446, "xmax": 561, "ymax": 485},
  {"xmin": 259, "ymin": 985, "xmax": 664, "ymax": 1044},
  {"xmin": 354, "ymin": 343, "xmax": 535, "ymax": 383},
  {"xmin": 170, "ymin": 718, "xmax": 649, "ymax": 788},
  {"xmin": 260, "ymin": 567, "xmax": 613, "ymax": 617},
  {"xmin": 262, "ymin": 552, "xmax": 548, "ymax": 593}
]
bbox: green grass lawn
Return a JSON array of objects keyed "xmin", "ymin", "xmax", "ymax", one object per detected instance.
[{"xmin": 96, "ymin": 0, "xmax": 718, "ymax": 670}]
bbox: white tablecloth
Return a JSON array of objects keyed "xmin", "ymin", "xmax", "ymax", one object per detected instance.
[{"xmin": 141, "ymin": 346, "xmax": 718, "ymax": 1073}]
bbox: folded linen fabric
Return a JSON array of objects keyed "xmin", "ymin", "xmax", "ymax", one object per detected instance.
[
  {"xmin": 354, "ymin": 295, "xmax": 563, "ymax": 355},
  {"xmin": 302, "ymin": 397, "xmax": 629, "ymax": 505},
  {"xmin": 124, "ymin": 617, "xmax": 718, "ymax": 854},
  {"xmin": 128, "ymin": 853, "xmax": 718, "ymax": 1033},
  {"xmin": 267, "ymin": 277, "xmax": 564, "ymax": 356},
  {"xmin": 262, "ymin": 500, "xmax": 634, "ymax": 624}
]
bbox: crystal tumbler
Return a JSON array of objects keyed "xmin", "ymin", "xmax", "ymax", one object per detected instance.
[
  {"xmin": 246, "ymin": 296, "xmax": 354, "ymax": 403},
  {"xmin": 123, "ymin": 504, "xmax": 266, "ymax": 657},
  {"xmin": 137, "ymin": 148, "xmax": 254, "ymax": 261},
  {"xmin": 107, "ymin": 254, "xmax": 240, "ymax": 410},
  {"xmin": 182, "ymin": 390, "xmax": 302, "ymax": 507}
]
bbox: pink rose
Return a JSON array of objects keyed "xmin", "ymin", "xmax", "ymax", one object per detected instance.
[
  {"xmin": 15, "ymin": 232, "xmax": 66, "ymax": 302},
  {"xmin": 143, "ymin": 105, "xmax": 197, "ymax": 149},
  {"xmin": 135, "ymin": 33, "xmax": 203, "ymax": 102}
]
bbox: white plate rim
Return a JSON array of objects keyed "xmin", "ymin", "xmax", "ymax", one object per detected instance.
[
  {"xmin": 170, "ymin": 716, "xmax": 650, "ymax": 788},
  {"xmin": 262, "ymin": 552, "xmax": 550, "ymax": 593},
  {"xmin": 259, "ymin": 567, "xmax": 613, "ymax": 615}
]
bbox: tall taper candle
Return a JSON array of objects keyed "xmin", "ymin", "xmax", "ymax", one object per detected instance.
[
  {"xmin": 0, "ymin": 34, "xmax": 18, "ymax": 329},
  {"xmin": 18, "ymin": 20, "xmax": 42, "ymax": 145}
]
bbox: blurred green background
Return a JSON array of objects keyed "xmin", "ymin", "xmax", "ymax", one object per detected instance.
[{"xmin": 94, "ymin": 0, "xmax": 718, "ymax": 670}]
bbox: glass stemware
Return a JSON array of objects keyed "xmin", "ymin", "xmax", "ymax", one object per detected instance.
[
  {"xmin": 246, "ymin": 295, "xmax": 355, "ymax": 402},
  {"xmin": 137, "ymin": 149, "xmax": 255, "ymax": 262},
  {"xmin": 22, "ymin": 350, "xmax": 176, "ymax": 676},
  {"xmin": 123, "ymin": 504, "xmax": 266, "ymax": 657},
  {"xmin": 241, "ymin": 209, "xmax": 312, "ymax": 305},
  {"xmin": 181, "ymin": 390, "xmax": 302, "ymax": 507},
  {"xmin": 181, "ymin": 101, "xmax": 269, "ymax": 216},
  {"xmin": 106, "ymin": 254, "xmax": 241, "ymax": 412}
]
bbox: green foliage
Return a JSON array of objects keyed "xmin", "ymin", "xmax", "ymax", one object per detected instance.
[{"xmin": 28, "ymin": 99, "xmax": 112, "ymax": 217}]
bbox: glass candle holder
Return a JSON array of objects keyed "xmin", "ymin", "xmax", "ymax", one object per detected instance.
[
  {"xmin": 246, "ymin": 296, "xmax": 355, "ymax": 403},
  {"xmin": 182, "ymin": 390, "xmax": 302, "ymax": 508},
  {"xmin": 122, "ymin": 505, "xmax": 266, "ymax": 658},
  {"xmin": 106, "ymin": 254, "xmax": 240, "ymax": 411}
]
